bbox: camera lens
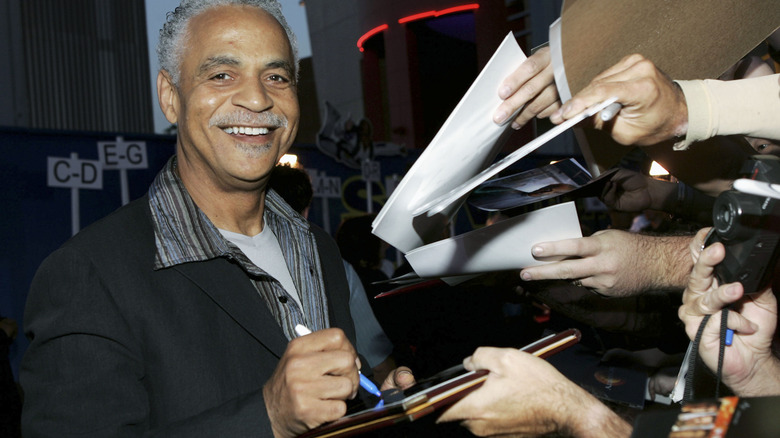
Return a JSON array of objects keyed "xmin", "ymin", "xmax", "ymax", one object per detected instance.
[{"xmin": 713, "ymin": 191, "xmax": 763, "ymax": 241}]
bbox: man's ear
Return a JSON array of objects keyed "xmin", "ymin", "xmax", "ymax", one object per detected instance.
[{"xmin": 157, "ymin": 70, "xmax": 179, "ymax": 125}]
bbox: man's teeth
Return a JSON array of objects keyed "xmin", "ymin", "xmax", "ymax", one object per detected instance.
[{"xmin": 223, "ymin": 127, "xmax": 270, "ymax": 135}]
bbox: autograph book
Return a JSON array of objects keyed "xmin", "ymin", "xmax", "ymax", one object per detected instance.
[{"xmin": 298, "ymin": 329, "xmax": 581, "ymax": 438}]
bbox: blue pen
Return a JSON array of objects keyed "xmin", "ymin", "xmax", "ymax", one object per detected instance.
[
  {"xmin": 294, "ymin": 324, "xmax": 382, "ymax": 398},
  {"xmin": 725, "ymin": 328, "xmax": 734, "ymax": 346}
]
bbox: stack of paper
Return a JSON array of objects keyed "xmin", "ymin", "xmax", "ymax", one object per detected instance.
[{"xmin": 372, "ymin": 32, "xmax": 613, "ymax": 279}]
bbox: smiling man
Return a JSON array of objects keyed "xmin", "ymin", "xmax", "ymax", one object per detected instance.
[{"xmin": 20, "ymin": 2, "xmax": 412, "ymax": 437}]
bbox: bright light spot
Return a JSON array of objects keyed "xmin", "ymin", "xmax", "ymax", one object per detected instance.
[
  {"xmin": 649, "ymin": 161, "xmax": 669, "ymax": 176},
  {"xmin": 279, "ymin": 154, "xmax": 298, "ymax": 167}
]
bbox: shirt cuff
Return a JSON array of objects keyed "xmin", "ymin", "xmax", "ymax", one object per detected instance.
[{"xmin": 673, "ymin": 80, "xmax": 713, "ymax": 150}]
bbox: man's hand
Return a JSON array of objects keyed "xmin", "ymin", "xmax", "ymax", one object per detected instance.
[
  {"xmin": 379, "ymin": 366, "xmax": 415, "ymax": 392},
  {"xmin": 493, "ymin": 46, "xmax": 561, "ymax": 130},
  {"xmin": 601, "ymin": 169, "xmax": 678, "ymax": 213},
  {"xmin": 549, "ymin": 54, "xmax": 688, "ymax": 146},
  {"xmin": 520, "ymin": 230, "xmax": 692, "ymax": 296},
  {"xmin": 263, "ymin": 328, "xmax": 360, "ymax": 438},
  {"xmin": 678, "ymin": 239, "xmax": 780, "ymax": 397},
  {"xmin": 437, "ymin": 347, "xmax": 631, "ymax": 438}
]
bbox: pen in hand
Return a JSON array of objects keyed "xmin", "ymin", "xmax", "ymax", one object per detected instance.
[
  {"xmin": 599, "ymin": 102, "xmax": 622, "ymax": 121},
  {"xmin": 294, "ymin": 324, "xmax": 383, "ymax": 398}
]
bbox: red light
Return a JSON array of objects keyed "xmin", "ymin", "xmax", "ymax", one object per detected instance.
[
  {"xmin": 356, "ymin": 3, "xmax": 480, "ymax": 52},
  {"xmin": 397, "ymin": 11, "xmax": 437, "ymax": 24},
  {"xmin": 398, "ymin": 3, "xmax": 479, "ymax": 24},
  {"xmin": 357, "ymin": 24, "xmax": 389, "ymax": 52}
]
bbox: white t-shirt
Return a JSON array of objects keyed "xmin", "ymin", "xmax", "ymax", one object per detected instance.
[{"xmin": 219, "ymin": 226, "xmax": 304, "ymax": 312}]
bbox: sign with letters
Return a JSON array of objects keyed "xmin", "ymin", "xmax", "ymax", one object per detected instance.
[
  {"xmin": 98, "ymin": 138, "xmax": 148, "ymax": 170},
  {"xmin": 47, "ymin": 154, "xmax": 103, "ymax": 190},
  {"xmin": 311, "ymin": 170, "xmax": 342, "ymax": 199}
]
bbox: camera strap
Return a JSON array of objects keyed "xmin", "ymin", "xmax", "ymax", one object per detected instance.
[{"xmin": 682, "ymin": 308, "xmax": 730, "ymax": 403}]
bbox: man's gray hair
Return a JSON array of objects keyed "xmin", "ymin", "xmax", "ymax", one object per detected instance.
[{"xmin": 157, "ymin": 0, "xmax": 299, "ymax": 86}]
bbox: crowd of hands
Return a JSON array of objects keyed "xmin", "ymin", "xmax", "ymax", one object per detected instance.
[{"xmin": 266, "ymin": 45, "xmax": 780, "ymax": 438}]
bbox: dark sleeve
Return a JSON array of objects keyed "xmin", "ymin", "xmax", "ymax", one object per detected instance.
[
  {"xmin": 310, "ymin": 224, "xmax": 356, "ymax": 344},
  {"xmin": 309, "ymin": 225, "xmax": 377, "ymax": 378},
  {"xmin": 22, "ymin": 247, "xmax": 153, "ymax": 437},
  {"xmin": 21, "ymin": 247, "xmax": 273, "ymax": 438}
]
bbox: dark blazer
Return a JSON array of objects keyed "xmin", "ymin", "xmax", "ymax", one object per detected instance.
[{"xmin": 21, "ymin": 195, "xmax": 356, "ymax": 437}]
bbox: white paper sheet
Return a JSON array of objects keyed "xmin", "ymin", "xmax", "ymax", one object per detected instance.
[
  {"xmin": 372, "ymin": 32, "xmax": 527, "ymax": 253},
  {"xmin": 413, "ymin": 97, "xmax": 616, "ymax": 217},
  {"xmin": 404, "ymin": 202, "xmax": 582, "ymax": 278}
]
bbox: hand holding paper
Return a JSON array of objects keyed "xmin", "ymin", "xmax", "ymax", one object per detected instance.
[
  {"xmin": 494, "ymin": 45, "xmax": 561, "ymax": 129},
  {"xmin": 549, "ymin": 54, "xmax": 688, "ymax": 147},
  {"xmin": 372, "ymin": 32, "xmax": 616, "ymax": 260}
]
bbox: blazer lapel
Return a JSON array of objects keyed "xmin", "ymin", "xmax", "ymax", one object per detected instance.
[{"xmin": 174, "ymin": 258, "xmax": 289, "ymax": 358}]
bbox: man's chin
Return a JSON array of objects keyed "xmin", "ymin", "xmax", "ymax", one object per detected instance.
[{"xmin": 234, "ymin": 141, "xmax": 273, "ymax": 159}]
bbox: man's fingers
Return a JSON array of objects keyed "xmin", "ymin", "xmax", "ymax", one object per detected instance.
[
  {"xmin": 695, "ymin": 283, "xmax": 745, "ymax": 316},
  {"xmin": 535, "ymin": 99, "xmax": 562, "ymax": 120},
  {"xmin": 290, "ymin": 374, "xmax": 358, "ymax": 402},
  {"xmin": 553, "ymin": 56, "xmax": 659, "ymax": 124},
  {"xmin": 684, "ymin": 243, "xmax": 726, "ymax": 300},
  {"xmin": 508, "ymin": 83, "xmax": 561, "ymax": 128},
  {"xmin": 496, "ymin": 67, "xmax": 557, "ymax": 126},
  {"xmin": 530, "ymin": 237, "xmax": 598, "ymax": 259},
  {"xmin": 464, "ymin": 347, "xmax": 504, "ymax": 372},
  {"xmin": 521, "ymin": 259, "xmax": 592, "ymax": 282},
  {"xmin": 722, "ymin": 309, "xmax": 759, "ymax": 336}
]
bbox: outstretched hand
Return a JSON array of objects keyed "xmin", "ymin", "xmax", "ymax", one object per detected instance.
[
  {"xmin": 520, "ymin": 230, "xmax": 692, "ymax": 296},
  {"xmin": 437, "ymin": 347, "xmax": 631, "ymax": 437},
  {"xmin": 549, "ymin": 54, "xmax": 688, "ymax": 146}
]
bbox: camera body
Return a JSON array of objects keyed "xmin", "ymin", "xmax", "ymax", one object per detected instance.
[{"xmin": 704, "ymin": 155, "xmax": 780, "ymax": 293}]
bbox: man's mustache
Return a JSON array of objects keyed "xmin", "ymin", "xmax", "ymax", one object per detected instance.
[{"xmin": 209, "ymin": 112, "xmax": 288, "ymax": 129}]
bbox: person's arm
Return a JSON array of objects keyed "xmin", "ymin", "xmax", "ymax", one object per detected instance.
[
  {"xmin": 678, "ymin": 231, "xmax": 780, "ymax": 397},
  {"xmin": 342, "ymin": 260, "xmax": 395, "ymax": 382},
  {"xmin": 601, "ymin": 169, "xmax": 715, "ymax": 224},
  {"xmin": 437, "ymin": 347, "xmax": 632, "ymax": 438},
  {"xmin": 675, "ymin": 74, "xmax": 780, "ymax": 149},
  {"xmin": 549, "ymin": 54, "xmax": 780, "ymax": 150},
  {"xmin": 519, "ymin": 230, "xmax": 693, "ymax": 297},
  {"xmin": 493, "ymin": 45, "xmax": 561, "ymax": 129}
]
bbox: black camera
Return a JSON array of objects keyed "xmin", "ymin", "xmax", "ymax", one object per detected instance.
[{"xmin": 704, "ymin": 155, "xmax": 780, "ymax": 293}]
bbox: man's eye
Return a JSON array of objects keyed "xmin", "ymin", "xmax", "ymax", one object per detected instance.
[
  {"xmin": 268, "ymin": 74, "xmax": 291, "ymax": 84},
  {"xmin": 211, "ymin": 73, "xmax": 233, "ymax": 81}
]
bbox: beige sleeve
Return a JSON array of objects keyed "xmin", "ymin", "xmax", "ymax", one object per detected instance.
[{"xmin": 673, "ymin": 74, "xmax": 780, "ymax": 150}]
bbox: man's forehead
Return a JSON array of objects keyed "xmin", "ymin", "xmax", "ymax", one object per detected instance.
[
  {"xmin": 186, "ymin": 7, "xmax": 292, "ymax": 56},
  {"xmin": 188, "ymin": 5, "xmax": 287, "ymax": 40}
]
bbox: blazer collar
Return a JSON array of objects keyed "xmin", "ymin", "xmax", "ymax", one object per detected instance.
[{"xmin": 173, "ymin": 258, "xmax": 289, "ymax": 359}]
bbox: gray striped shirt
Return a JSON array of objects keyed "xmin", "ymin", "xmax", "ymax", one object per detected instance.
[{"xmin": 148, "ymin": 156, "xmax": 330, "ymax": 340}]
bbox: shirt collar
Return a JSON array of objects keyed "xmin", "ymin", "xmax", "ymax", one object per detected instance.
[{"xmin": 148, "ymin": 156, "xmax": 309, "ymax": 270}]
